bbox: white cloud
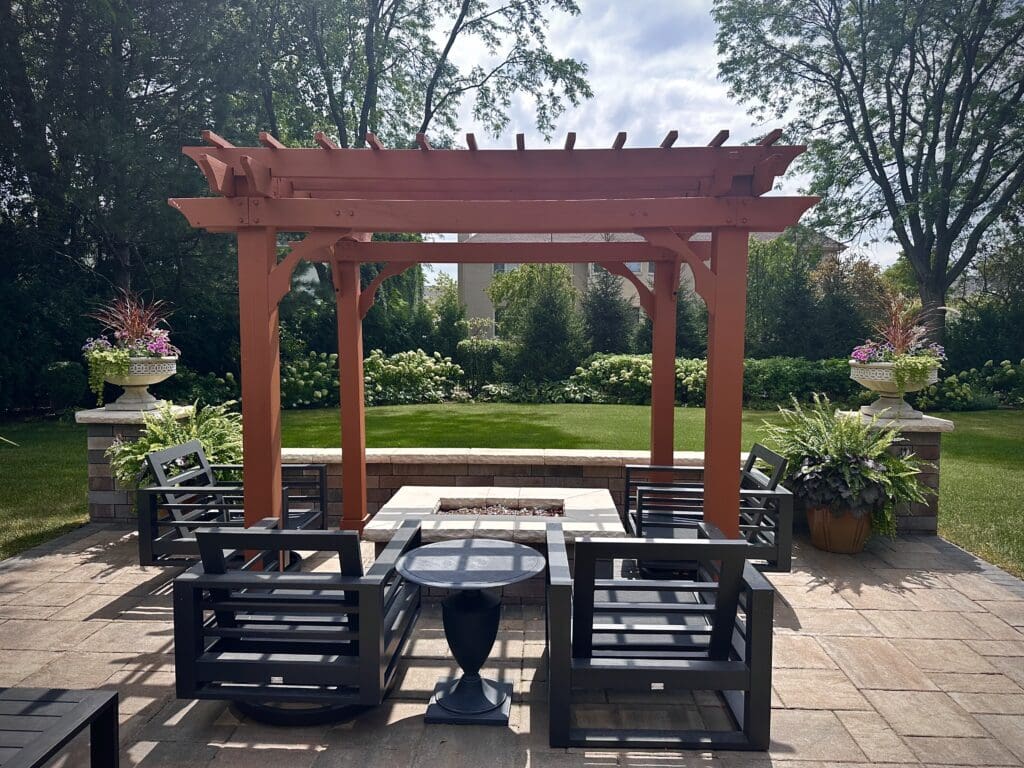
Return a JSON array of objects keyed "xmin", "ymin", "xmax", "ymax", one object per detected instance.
[{"xmin": 425, "ymin": 0, "xmax": 900, "ymax": 273}]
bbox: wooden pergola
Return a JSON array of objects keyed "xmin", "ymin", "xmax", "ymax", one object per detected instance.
[{"xmin": 170, "ymin": 128, "xmax": 817, "ymax": 538}]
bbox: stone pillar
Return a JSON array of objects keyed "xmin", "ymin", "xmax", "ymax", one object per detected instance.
[
  {"xmin": 75, "ymin": 405, "xmax": 193, "ymax": 524},
  {"xmin": 843, "ymin": 413, "xmax": 954, "ymax": 535}
]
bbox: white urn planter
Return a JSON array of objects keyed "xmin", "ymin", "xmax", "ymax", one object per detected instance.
[
  {"xmin": 104, "ymin": 356, "xmax": 178, "ymax": 411},
  {"xmin": 849, "ymin": 360, "xmax": 939, "ymax": 420}
]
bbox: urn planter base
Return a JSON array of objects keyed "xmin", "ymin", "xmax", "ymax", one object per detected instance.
[
  {"xmin": 859, "ymin": 395, "xmax": 924, "ymax": 420},
  {"xmin": 807, "ymin": 505, "xmax": 871, "ymax": 554}
]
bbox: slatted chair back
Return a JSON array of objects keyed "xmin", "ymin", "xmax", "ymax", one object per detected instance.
[
  {"xmin": 175, "ymin": 522, "xmax": 422, "ymax": 714},
  {"xmin": 570, "ymin": 532, "xmax": 751, "ymax": 662},
  {"xmin": 142, "ymin": 440, "xmax": 233, "ymax": 541},
  {"xmin": 144, "ymin": 439, "xmax": 219, "ymax": 505},
  {"xmin": 623, "ymin": 464, "xmax": 703, "ymax": 525}
]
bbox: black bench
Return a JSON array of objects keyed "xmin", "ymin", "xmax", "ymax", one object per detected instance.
[
  {"xmin": 0, "ymin": 688, "xmax": 118, "ymax": 767},
  {"xmin": 137, "ymin": 439, "xmax": 327, "ymax": 566}
]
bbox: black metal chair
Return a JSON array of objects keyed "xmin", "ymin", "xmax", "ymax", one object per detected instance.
[
  {"xmin": 137, "ymin": 439, "xmax": 327, "ymax": 566},
  {"xmin": 546, "ymin": 524, "xmax": 775, "ymax": 750},
  {"xmin": 624, "ymin": 444, "xmax": 793, "ymax": 572},
  {"xmin": 173, "ymin": 520, "xmax": 422, "ymax": 725}
]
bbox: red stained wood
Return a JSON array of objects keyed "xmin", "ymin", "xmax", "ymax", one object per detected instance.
[
  {"xmin": 603, "ymin": 261, "xmax": 656, "ymax": 318},
  {"xmin": 201, "ymin": 129, "xmax": 234, "ymax": 148},
  {"xmin": 269, "ymin": 230, "xmax": 351, "ymax": 304},
  {"xmin": 196, "ymin": 154, "xmax": 236, "ymax": 197},
  {"xmin": 564, "ymin": 132, "xmax": 576, "ymax": 150},
  {"xmin": 182, "ymin": 145, "xmax": 803, "ymax": 185},
  {"xmin": 170, "ymin": 195, "xmax": 818, "ymax": 233},
  {"xmin": 314, "ymin": 131, "xmax": 338, "ymax": 149},
  {"xmin": 258, "ymin": 131, "xmax": 287, "ymax": 149},
  {"xmin": 236, "ymin": 228, "xmax": 283, "ymax": 526},
  {"xmin": 702, "ymin": 229, "xmax": 748, "ymax": 538},
  {"xmin": 359, "ymin": 261, "xmax": 414, "ymax": 317},
  {"xmin": 169, "ymin": 127, "xmax": 816, "ymax": 539},
  {"xmin": 240, "ymin": 155, "xmax": 274, "ymax": 197},
  {"xmin": 750, "ymin": 153, "xmax": 786, "ymax": 196},
  {"xmin": 650, "ymin": 256, "xmax": 681, "ymax": 466},
  {"xmin": 332, "ymin": 241, "xmax": 672, "ymax": 264},
  {"xmin": 758, "ymin": 128, "xmax": 784, "ymax": 146},
  {"xmin": 333, "ymin": 258, "xmax": 369, "ymax": 531}
]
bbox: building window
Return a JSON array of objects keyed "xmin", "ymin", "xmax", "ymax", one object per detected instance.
[
  {"xmin": 493, "ymin": 263, "xmax": 507, "ymax": 275},
  {"xmin": 626, "ymin": 262, "xmax": 642, "ymax": 274},
  {"xmin": 648, "ymin": 261, "xmax": 656, "ymax": 274}
]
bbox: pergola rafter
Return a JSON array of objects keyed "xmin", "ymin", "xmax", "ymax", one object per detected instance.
[{"xmin": 170, "ymin": 128, "xmax": 818, "ymax": 537}]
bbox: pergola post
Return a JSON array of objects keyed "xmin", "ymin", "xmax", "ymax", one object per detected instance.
[
  {"xmin": 650, "ymin": 257, "xmax": 681, "ymax": 466},
  {"xmin": 333, "ymin": 258, "xmax": 369, "ymax": 531},
  {"xmin": 702, "ymin": 229, "xmax": 749, "ymax": 538},
  {"xmin": 236, "ymin": 227, "xmax": 283, "ymax": 526}
]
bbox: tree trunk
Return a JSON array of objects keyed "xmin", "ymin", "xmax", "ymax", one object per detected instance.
[{"xmin": 918, "ymin": 279, "xmax": 947, "ymax": 346}]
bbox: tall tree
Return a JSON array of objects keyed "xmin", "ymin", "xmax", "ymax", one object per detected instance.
[
  {"xmin": 0, "ymin": 0, "xmax": 591, "ymax": 410},
  {"xmin": 289, "ymin": 0, "xmax": 591, "ymax": 147},
  {"xmin": 488, "ymin": 264, "xmax": 586, "ymax": 381},
  {"xmin": 428, "ymin": 273, "xmax": 470, "ymax": 358},
  {"xmin": 582, "ymin": 267, "xmax": 636, "ymax": 353},
  {"xmin": 714, "ymin": 0, "xmax": 1024, "ymax": 341}
]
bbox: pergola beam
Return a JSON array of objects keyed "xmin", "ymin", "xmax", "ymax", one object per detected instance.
[
  {"xmin": 330, "ymin": 241, "xmax": 675, "ymax": 264},
  {"xmin": 182, "ymin": 145, "xmax": 803, "ymax": 183},
  {"xmin": 169, "ymin": 195, "xmax": 819, "ymax": 233}
]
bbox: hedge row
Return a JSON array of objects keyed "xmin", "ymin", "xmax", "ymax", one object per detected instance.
[{"xmin": 150, "ymin": 353, "xmax": 1024, "ymax": 411}]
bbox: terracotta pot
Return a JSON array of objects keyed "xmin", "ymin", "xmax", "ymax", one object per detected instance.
[{"xmin": 806, "ymin": 505, "xmax": 872, "ymax": 554}]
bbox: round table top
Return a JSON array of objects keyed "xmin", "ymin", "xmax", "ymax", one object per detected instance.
[{"xmin": 395, "ymin": 538, "xmax": 547, "ymax": 590}]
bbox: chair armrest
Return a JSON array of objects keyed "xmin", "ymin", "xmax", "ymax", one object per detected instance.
[
  {"xmin": 546, "ymin": 524, "xmax": 573, "ymax": 588},
  {"xmin": 138, "ymin": 484, "xmax": 246, "ymax": 496},
  {"xmin": 365, "ymin": 521, "xmax": 422, "ymax": 582}
]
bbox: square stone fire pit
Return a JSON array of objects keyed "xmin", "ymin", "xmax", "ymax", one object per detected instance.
[{"xmin": 363, "ymin": 486, "xmax": 626, "ymax": 545}]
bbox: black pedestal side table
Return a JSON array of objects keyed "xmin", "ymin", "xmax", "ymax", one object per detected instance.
[{"xmin": 396, "ymin": 538, "xmax": 546, "ymax": 725}]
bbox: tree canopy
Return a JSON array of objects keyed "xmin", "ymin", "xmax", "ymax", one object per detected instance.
[
  {"xmin": 714, "ymin": 0, "xmax": 1024, "ymax": 339},
  {"xmin": 0, "ymin": 0, "xmax": 590, "ymax": 410}
]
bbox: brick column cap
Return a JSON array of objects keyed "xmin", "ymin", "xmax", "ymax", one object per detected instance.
[
  {"xmin": 837, "ymin": 411, "xmax": 954, "ymax": 433},
  {"xmin": 75, "ymin": 404, "xmax": 194, "ymax": 425}
]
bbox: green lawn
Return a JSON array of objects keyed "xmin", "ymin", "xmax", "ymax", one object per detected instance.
[{"xmin": 2, "ymin": 406, "xmax": 1022, "ymax": 576}]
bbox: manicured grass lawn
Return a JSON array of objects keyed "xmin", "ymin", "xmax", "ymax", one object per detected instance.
[
  {"xmin": 2, "ymin": 405, "xmax": 1022, "ymax": 576},
  {"xmin": 281, "ymin": 403, "xmax": 783, "ymax": 451},
  {"xmin": 0, "ymin": 419, "xmax": 89, "ymax": 560}
]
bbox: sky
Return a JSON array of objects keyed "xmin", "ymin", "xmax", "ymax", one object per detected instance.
[{"xmin": 426, "ymin": 0, "xmax": 900, "ymax": 282}]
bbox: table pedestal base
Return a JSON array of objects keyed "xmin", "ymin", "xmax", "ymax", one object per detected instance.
[{"xmin": 425, "ymin": 678, "xmax": 513, "ymax": 725}]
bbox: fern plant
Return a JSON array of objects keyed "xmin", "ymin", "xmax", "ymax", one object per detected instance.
[
  {"xmin": 106, "ymin": 401, "xmax": 243, "ymax": 488},
  {"xmin": 762, "ymin": 395, "xmax": 930, "ymax": 536}
]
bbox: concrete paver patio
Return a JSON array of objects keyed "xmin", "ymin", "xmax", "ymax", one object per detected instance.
[{"xmin": 1, "ymin": 525, "xmax": 1023, "ymax": 767}]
